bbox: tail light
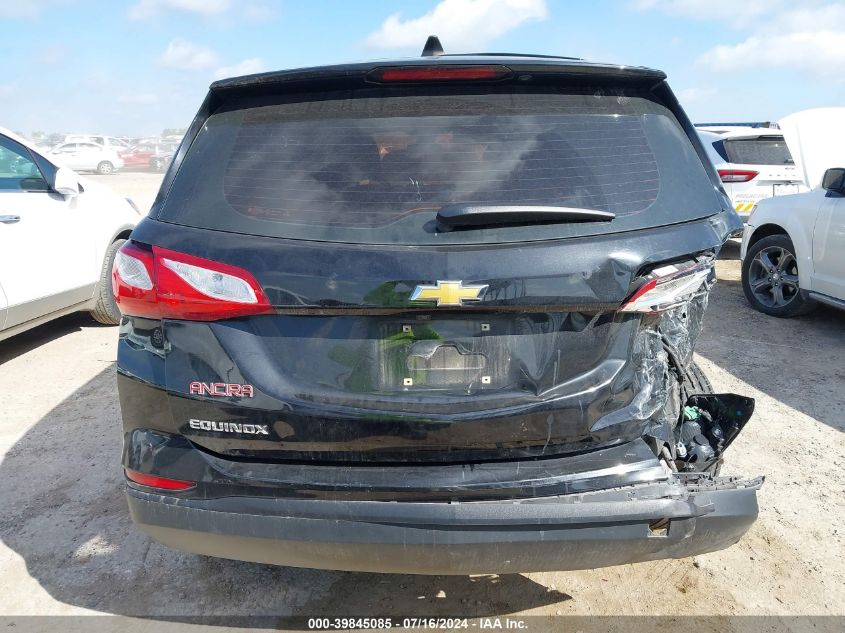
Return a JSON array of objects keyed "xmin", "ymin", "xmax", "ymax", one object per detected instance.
[
  {"xmin": 718, "ymin": 170, "xmax": 758, "ymax": 183},
  {"xmin": 620, "ymin": 260, "xmax": 713, "ymax": 313},
  {"xmin": 367, "ymin": 65, "xmax": 512, "ymax": 83},
  {"xmin": 125, "ymin": 469, "xmax": 194, "ymax": 491},
  {"xmin": 112, "ymin": 243, "xmax": 273, "ymax": 321}
]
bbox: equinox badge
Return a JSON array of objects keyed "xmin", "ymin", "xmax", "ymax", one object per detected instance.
[
  {"xmin": 410, "ymin": 280, "xmax": 488, "ymax": 307},
  {"xmin": 189, "ymin": 419, "xmax": 270, "ymax": 436}
]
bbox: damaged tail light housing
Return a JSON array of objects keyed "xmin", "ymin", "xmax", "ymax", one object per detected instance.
[
  {"xmin": 620, "ymin": 259, "xmax": 713, "ymax": 314},
  {"xmin": 112, "ymin": 243, "xmax": 274, "ymax": 321}
]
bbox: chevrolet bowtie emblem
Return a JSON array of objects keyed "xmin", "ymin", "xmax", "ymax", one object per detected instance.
[{"xmin": 410, "ymin": 280, "xmax": 488, "ymax": 307}]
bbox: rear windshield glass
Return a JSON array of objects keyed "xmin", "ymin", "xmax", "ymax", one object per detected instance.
[
  {"xmin": 724, "ymin": 137, "xmax": 794, "ymax": 165},
  {"xmin": 159, "ymin": 86, "xmax": 720, "ymax": 245}
]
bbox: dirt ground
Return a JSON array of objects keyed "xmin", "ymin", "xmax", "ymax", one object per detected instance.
[{"xmin": 0, "ymin": 173, "xmax": 843, "ymax": 629}]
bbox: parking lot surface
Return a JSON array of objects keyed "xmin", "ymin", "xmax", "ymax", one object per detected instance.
[
  {"xmin": 90, "ymin": 172, "xmax": 162, "ymax": 214},
  {"xmin": 0, "ymin": 173, "xmax": 843, "ymax": 624}
]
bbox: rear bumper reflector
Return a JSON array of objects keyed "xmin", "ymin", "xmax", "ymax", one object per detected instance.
[{"xmin": 125, "ymin": 469, "xmax": 195, "ymax": 491}]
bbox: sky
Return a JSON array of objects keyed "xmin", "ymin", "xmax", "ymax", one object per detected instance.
[{"xmin": 0, "ymin": 0, "xmax": 843, "ymax": 138}]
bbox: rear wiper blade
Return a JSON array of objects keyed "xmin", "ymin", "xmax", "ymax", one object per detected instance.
[{"xmin": 436, "ymin": 204, "xmax": 615, "ymax": 231}]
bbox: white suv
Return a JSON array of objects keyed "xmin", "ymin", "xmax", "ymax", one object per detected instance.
[
  {"xmin": 740, "ymin": 167, "xmax": 845, "ymax": 317},
  {"xmin": 62, "ymin": 134, "xmax": 131, "ymax": 151},
  {"xmin": 698, "ymin": 127, "xmax": 807, "ymax": 221},
  {"xmin": 48, "ymin": 141, "xmax": 125, "ymax": 175},
  {"xmin": 0, "ymin": 128, "xmax": 139, "ymax": 341}
]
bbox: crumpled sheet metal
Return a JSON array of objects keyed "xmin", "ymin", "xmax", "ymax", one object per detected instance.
[
  {"xmin": 628, "ymin": 327, "xmax": 671, "ymax": 422},
  {"xmin": 591, "ymin": 326, "xmax": 669, "ymax": 431},
  {"xmin": 659, "ymin": 283, "xmax": 711, "ymax": 368},
  {"xmin": 591, "ymin": 281, "xmax": 711, "ymax": 435}
]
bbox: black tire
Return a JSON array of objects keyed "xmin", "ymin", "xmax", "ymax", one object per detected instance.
[
  {"xmin": 680, "ymin": 360, "xmax": 713, "ymax": 401},
  {"xmin": 90, "ymin": 239, "xmax": 125, "ymax": 325},
  {"xmin": 742, "ymin": 234, "xmax": 815, "ymax": 317},
  {"xmin": 97, "ymin": 161, "xmax": 114, "ymax": 175}
]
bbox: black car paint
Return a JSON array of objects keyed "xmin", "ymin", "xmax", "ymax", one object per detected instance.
[
  {"xmin": 127, "ymin": 212, "xmax": 737, "ymax": 312},
  {"xmin": 117, "ymin": 54, "xmax": 758, "ymax": 573},
  {"xmin": 122, "ymin": 212, "xmax": 735, "ymax": 462},
  {"xmin": 123, "ymin": 428, "xmax": 668, "ymax": 501}
]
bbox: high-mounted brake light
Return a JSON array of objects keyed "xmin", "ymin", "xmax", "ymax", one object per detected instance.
[
  {"xmin": 367, "ymin": 65, "xmax": 512, "ymax": 83},
  {"xmin": 620, "ymin": 260, "xmax": 713, "ymax": 313},
  {"xmin": 112, "ymin": 243, "xmax": 274, "ymax": 321},
  {"xmin": 718, "ymin": 169, "xmax": 758, "ymax": 183},
  {"xmin": 125, "ymin": 469, "xmax": 194, "ymax": 491}
]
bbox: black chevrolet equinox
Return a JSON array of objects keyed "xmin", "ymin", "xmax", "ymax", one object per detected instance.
[{"xmin": 114, "ymin": 39, "xmax": 763, "ymax": 574}]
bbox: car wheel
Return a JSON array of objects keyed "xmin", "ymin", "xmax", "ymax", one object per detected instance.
[
  {"xmin": 90, "ymin": 239, "xmax": 125, "ymax": 325},
  {"xmin": 151, "ymin": 157, "xmax": 165, "ymax": 172},
  {"xmin": 97, "ymin": 161, "xmax": 114, "ymax": 175},
  {"xmin": 741, "ymin": 234, "xmax": 815, "ymax": 317}
]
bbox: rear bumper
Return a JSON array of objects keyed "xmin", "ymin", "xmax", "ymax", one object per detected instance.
[{"xmin": 127, "ymin": 477, "xmax": 761, "ymax": 575}]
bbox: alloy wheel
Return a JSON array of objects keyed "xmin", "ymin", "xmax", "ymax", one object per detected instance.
[{"xmin": 748, "ymin": 245, "xmax": 800, "ymax": 308}]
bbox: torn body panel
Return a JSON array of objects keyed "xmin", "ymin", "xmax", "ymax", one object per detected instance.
[
  {"xmin": 675, "ymin": 394, "xmax": 755, "ymax": 473},
  {"xmin": 587, "ymin": 255, "xmax": 754, "ymax": 483},
  {"xmin": 661, "ymin": 285, "xmax": 711, "ymax": 368},
  {"xmin": 594, "ymin": 258, "xmax": 714, "ymax": 439}
]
